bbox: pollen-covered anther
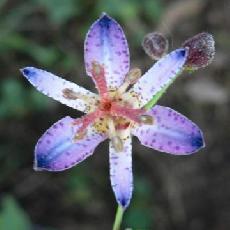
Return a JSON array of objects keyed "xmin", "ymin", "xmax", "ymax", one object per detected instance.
[
  {"xmin": 139, "ymin": 115, "xmax": 154, "ymax": 125},
  {"xmin": 62, "ymin": 88, "xmax": 98, "ymax": 106},
  {"xmin": 62, "ymin": 88, "xmax": 79, "ymax": 100},
  {"xmin": 118, "ymin": 68, "xmax": 142, "ymax": 94},
  {"xmin": 126, "ymin": 68, "xmax": 142, "ymax": 84},
  {"xmin": 111, "ymin": 136, "xmax": 124, "ymax": 152}
]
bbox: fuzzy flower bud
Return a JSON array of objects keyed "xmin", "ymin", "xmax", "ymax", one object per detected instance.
[
  {"xmin": 182, "ymin": 32, "xmax": 215, "ymax": 70},
  {"xmin": 142, "ymin": 32, "xmax": 169, "ymax": 60}
]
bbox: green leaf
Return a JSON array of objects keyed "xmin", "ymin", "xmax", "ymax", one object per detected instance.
[
  {"xmin": 143, "ymin": 0, "xmax": 163, "ymax": 21},
  {"xmin": 96, "ymin": 0, "xmax": 139, "ymax": 20},
  {"xmin": 0, "ymin": 78, "xmax": 28, "ymax": 118},
  {"xmin": 0, "ymin": 196, "xmax": 31, "ymax": 230},
  {"xmin": 0, "ymin": 34, "xmax": 60, "ymax": 66},
  {"xmin": 33, "ymin": 0, "xmax": 79, "ymax": 25}
]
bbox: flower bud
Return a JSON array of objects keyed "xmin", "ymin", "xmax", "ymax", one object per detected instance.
[
  {"xmin": 182, "ymin": 32, "xmax": 215, "ymax": 70},
  {"xmin": 142, "ymin": 32, "xmax": 169, "ymax": 60}
]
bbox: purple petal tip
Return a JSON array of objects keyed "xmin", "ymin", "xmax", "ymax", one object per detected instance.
[
  {"xmin": 191, "ymin": 132, "xmax": 205, "ymax": 150},
  {"xmin": 21, "ymin": 67, "xmax": 37, "ymax": 79},
  {"xmin": 177, "ymin": 48, "xmax": 187, "ymax": 58},
  {"xmin": 35, "ymin": 154, "xmax": 51, "ymax": 170},
  {"xmin": 118, "ymin": 197, "xmax": 130, "ymax": 209},
  {"xmin": 98, "ymin": 13, "xmax": 112, "ymax": 27}
]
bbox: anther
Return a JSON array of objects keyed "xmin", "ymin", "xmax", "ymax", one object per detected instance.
[
  {"xmin": 63, "ymin": 88, "xmax": 79, "ymax": 100},
  {"xmin": 62, "ymin": 88, "xmax": 98, "ymax": 106},
  {"xmin": 111, "ymin": 136, "xmax": 124, "ymax": 152},
  {"xmin": 139, "ymin": 115, "xmax": 154, "ymax": 125},
  {"xmin": 125, "ymin": 68, "xmax": 142, "ymax": 84},
  {"xmin": 118, "ymin": 68, "xmax": 142, "ymax": 94}
]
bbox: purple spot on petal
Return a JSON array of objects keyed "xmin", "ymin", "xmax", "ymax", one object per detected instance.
[{"xmin": 175, "ymin": 146, "xmax": 180, "ymax": 150}]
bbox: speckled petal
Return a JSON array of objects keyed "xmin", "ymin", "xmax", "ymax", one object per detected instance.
[
  {"xmin": 132, "ymin": 105, "xmax": 205, "ymax": 155},
  {"xmin": 84, "ymin": 13, "xmax": 130, "ymax": 90},
  {"xmin": 128, "ymin": 48, "xmax": 188, "ymax": 107},
  {"xmin": 21, "ymin": 67, "xmax": 98, "ymax": 113},
  {"xmin": 34, "ymin": 116, "xmax": 107, "ymax": 171},
  {"xmin": 109, "ymin": 133, "xmax": 133, "ymax": 208}
]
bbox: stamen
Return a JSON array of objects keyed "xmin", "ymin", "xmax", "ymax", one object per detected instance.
[
  {"xmin": 62, "ymin": 88, "xmax": 98, "ymax": 105},
  {"xmin": 62, "ymin": 88, "xmax": 79, "ymax": 100},
  {"xmin": 118, "ymin": 68, "xmax": 142, "ymax": 94},
  {"xmin": 125, "ymin": 68, "xmax": 142, "ymax": 84},
  {"xmin": 139, "ymin": 115, "xmax": 154, "ymax": 125},
  {"xmin": 108, "ymin": 118, "xmax": 124, "ymax": 152},
  {"xmin": 111, "ymin": 136, "xmax": 124, "ymax": 152},
  {"xmin": 91, "ymin": 62, "xmax": 108, "ymax": 97},
  {"xmin": 108, "ymin": 118, "xmax": 116, "ymax": 137}
]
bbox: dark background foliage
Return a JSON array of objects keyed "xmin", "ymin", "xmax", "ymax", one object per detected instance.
[{"xmin": 0, "ymin": 0, "xmax": 229, "ymax": 229}]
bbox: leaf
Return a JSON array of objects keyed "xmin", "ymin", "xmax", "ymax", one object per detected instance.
[
  {"xmin": 0, "ymin": 78, "xmax": 28, "ymax": 118},
  {"xmin": 143, "ymin": 0, "xmax": 163, "ymax": 21},
  {"xmin": 33, "ymin": 0, "xmax": 79, "ymax": 25},
  {"xmin": 0, "ymin": 196, "xmax": 31, "ymax": 230},
  {"xmin": 0, "ymin": 34, "xmax": 60, "ymax": 66}
]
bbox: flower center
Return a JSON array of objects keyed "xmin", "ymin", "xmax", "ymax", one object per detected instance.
[
  {"xmin": 72, "ymin": 62, "xmax": 153, "ymax": 152},
  {"xmin": 100, "ymin": 99, "xmax": 112, "ymax": 112}
]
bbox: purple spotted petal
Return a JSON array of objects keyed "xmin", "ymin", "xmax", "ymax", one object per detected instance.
[
  {"xmin": 109, "ymin": 134, "xmax": 133, "ymax": 208},
  {"xmin": 132, "ymin": 105, "xmax": 205, "ymax": 155},
  {"xmin": 34, "ymin": 116, "xmax": 107, "ymax": 171},
  {"xmin": 129, "ymin": 48, "xmax": 188, "ymax": 107},
  {"xmin": 84, "ymin": 13, "xmax": 130, "ymax": 90},
  {"xmin": 21, "ymin": 67, "xmax": 98, "ymax": 113}
]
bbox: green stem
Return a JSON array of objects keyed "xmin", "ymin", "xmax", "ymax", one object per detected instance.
[{"xmin": 112, "ymin": 205, "xmax": 124, "ymax": 230}]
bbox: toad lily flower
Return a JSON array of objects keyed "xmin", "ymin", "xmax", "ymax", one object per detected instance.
[{"xmin": 21, "ymin": 13, "xmax": 204, "ymax": 209}]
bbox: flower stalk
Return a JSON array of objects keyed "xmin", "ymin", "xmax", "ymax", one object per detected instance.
[{"xmin": 112, "ymin": 205, "xmax": 124, "ymax": 230}]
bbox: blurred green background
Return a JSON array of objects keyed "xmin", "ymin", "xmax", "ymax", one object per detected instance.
[{"xmin": 0, "ymin": 0, "xmax": 229, "ymax": 229}]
